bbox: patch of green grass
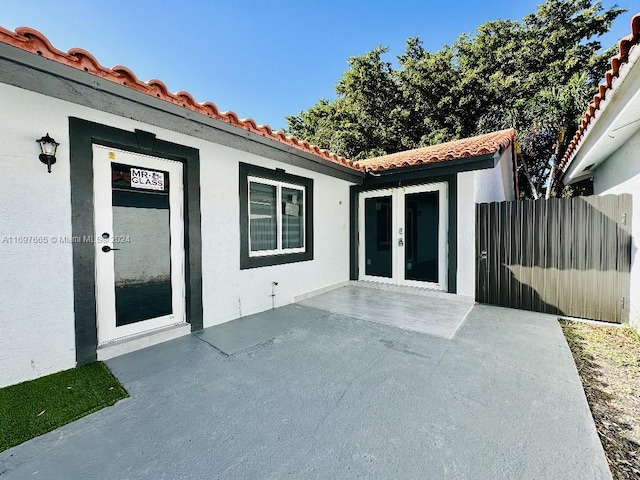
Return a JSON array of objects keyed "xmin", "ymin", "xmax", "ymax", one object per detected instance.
[
  {"xmin": 559, "ymin": 319, "xmax": 584, "ymax": 342},
  {"xmin": 560, "ymin": 320, "xmax": 639, "ymax": 367},
  {"xmin": 0, "ymin": 362, "xmax": 128, "ymax": 452}
]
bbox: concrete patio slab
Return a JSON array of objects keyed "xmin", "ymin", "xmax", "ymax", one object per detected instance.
[
  {"xmin": 299, "ymin": 282, "xmax": 475, "ymax": 339},
  {"xmin": 0, "ymin": 296, "xmax": 610, "ymax": 479},
  {"xmin": 194, "ymin": 303, "xmax": 329, "ymax": 355}
]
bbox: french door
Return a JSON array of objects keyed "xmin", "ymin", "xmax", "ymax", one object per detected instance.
[
  {"xmin": 93, "ymin": 145, "xmax": 186, "ymax": 344},
  {"xmin": 358, "ymin": 183, "xmax": 448, "ymax": 290}
]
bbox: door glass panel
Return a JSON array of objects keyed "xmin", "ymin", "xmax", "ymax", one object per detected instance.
[
  {"xmin": 249, "ymin": 182, "xmax": 277, "ymax": 251},
  {"xmin": 405, "ymin": 191, "xmax": 439, "ymax": 282},
  {"xmin": 111, "ymin": 163, "xmax": 172, "ymax": 326},
  {"xmin": 364, "ymin": 196, "xmax": 392, "ymax": 278},
  {"xmin": 282, "ymin": 187, "xmax": 304, "ymax": 249}
]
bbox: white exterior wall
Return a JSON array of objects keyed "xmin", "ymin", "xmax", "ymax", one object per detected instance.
[
  {"xmin": 456, "ymin": 171, "xmax": 476, "ymax": 297},
  {"xmin": 593, "ymin": 129, "xmax": 640, "ymax": 328},
  {"xmin": 0, "ymin": 85, "xmax": 76, "ymax": 388},
  {"xmin": 0, "ymin": 83, "xmax": 353, "ymax": 387},
  {"xmin": 200, "ymin": 146, "xmax": 351, "ymax": 324},
  {"xmin": 474, "ymin": 149, "xmax": 516, "ymax": 204}
]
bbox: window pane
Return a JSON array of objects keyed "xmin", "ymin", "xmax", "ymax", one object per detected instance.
[
  {"xmin": 250, "ymin": 182, "xmax": 277, "ymax": 251},
  {"xmin": 282, "ymin": 187, "xmax": 304, "ymax": 249},
  {"xmin": 112, "ymin": 163, "xmax": 172, "ymax": 326},
  {"xmin": 364, "ymin": 196, "xmax": 392, "ymax": 277},
  {"xmin": 405, "ymin": 191, "xmax": 438, "ymax": 282}
]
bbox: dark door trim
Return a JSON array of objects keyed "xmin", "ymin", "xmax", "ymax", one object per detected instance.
[
  {"xmin": 69, "ymin": 117, "xmax": 203, "ymax": 364},
  {"xmin": 350, "ymin": 174, "xmax": 458, "ymax": 294}
]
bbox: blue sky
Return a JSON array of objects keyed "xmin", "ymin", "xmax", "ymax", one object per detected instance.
[{"xmin": 4, "ymin": 1, "xmax": 636, "ymax": 130}]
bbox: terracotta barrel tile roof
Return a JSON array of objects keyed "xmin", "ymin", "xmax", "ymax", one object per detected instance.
[
  {"xmin": 560, "ymin": 13, "xmax": 640, "ymax": 173},
  {"xmin": 355, "ymin": 129, "xmax": 516, "ymax": 172},
  {"xmin": 0, "ymin": 26, "xmax": 361, "ymax": 172}
]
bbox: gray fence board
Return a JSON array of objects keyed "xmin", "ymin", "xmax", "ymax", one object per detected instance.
[{"xmin": 476, "ymin": 194, "xmax": 632, "ymax": 323}]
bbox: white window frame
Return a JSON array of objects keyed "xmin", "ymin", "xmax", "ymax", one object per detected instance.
[
  {"xmin": 248, "ymin": 176, "xmax": 306, "ymax": 257},
  {"xmin": 358, "ymin": 182, "xmax": 448, "ymax": 291}
]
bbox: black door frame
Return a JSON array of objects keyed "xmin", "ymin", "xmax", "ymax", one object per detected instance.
[
  {"xmin": 350, "ymin": 174, "xmax": 458, "ymax": 293},
  {"xmin": 349, "ymin": 153, "xmax": 499, "ymax": 295},
  {"xmin": 69, "ymin": 117, "xmax": 203, "ymax": 364}
]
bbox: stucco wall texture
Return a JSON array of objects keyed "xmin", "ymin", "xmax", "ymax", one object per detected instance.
[
  {"xmin": 0, "ymin": 82, "xmax": 354, "ymax": 387},
  {"xmin": 0, "ymin": 79, "xmax": 516, "ymax": 387}
]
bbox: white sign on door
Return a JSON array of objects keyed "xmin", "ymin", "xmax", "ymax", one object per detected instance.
[{"xmin": 130, "ymin": 168, "xmax": 165, "ymax": 191}]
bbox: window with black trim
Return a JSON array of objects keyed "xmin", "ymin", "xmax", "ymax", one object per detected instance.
[
  {"xmin": 249, "ymin": 177, "xmax": 305, "ymax": 255},
  {"xmin": 240, "ymin": 163, "xmax": 313, "ymax": 269}
]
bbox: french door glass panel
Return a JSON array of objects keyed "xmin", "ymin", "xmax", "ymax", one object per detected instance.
[
  {"xmin": 360, "ymin": 184, "xmax": 446, "ymax": 290},
  {"xmin": 404, "ymin": 191, "xmax": 439, "ymax": 283},
  {"xmin": 364, "ymin": 196, "xmax": 392, "ymax": 278}
]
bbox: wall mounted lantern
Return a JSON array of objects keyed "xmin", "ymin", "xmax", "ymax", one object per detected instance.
[{"xmin": 36, "ymin": 133, "xmax": 59, "ymax": 173}]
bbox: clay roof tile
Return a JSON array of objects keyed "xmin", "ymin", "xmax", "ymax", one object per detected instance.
[
  {"xmin": 355, "ymin": 129, "xmax": 515, "ymax": 172},
  {"xmin": 0, "ymin": 26, "xmax": 524, "ymax": 177},
  {"xmin": 0, "ymin": 26, "xmax": 359, "ymax": 171},
  {"xmin": 560, "ymin": 13, "xmax": 640, "ymax": 173}
]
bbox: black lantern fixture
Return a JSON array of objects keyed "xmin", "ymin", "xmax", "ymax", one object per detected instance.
[{"xmin": 36, "ymin": 133, "xmax": 59, "ymax": 173}]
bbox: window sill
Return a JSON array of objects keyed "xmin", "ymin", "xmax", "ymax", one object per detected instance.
[{"xmin": 240, "ymin": 250, "xmax": 313, "ymax": 269}]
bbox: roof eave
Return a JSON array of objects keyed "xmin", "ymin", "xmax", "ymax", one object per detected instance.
[
  {"xmin": 562, "ymin": 42, "xmax": 640, "ymax": 184},
  {"xmin": 561, "ymin": 13, "xmax": 640, "ymax": 183},
  {"xmin": 0, "ymin": 31, "xmax": 364, "ymax": 181}
]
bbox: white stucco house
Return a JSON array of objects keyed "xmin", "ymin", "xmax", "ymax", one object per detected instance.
[
  {"xmin": 560, "ymin": 13, "xmax": 640, "ymax": 329},
  {"xmin": 0, "ymin": 26, "xmax": 517, "ymax": 388}
]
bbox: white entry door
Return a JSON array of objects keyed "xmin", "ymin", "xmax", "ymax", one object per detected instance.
[
  {"xmin": 358, "ymin": 183, "xmax": 448, "ymax": 290},
  {"xmin": 93, "ymin": 145, "xmax": 186, "ymax": 344}
]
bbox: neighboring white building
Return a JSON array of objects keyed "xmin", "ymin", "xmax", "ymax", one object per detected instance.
[
  {"xmin": 0, "ymin": 27, "xmax": 516, "ymax": 388},
  {"xmin": 561, "ymin": 13, "xmax": 640, "ymax": 329}
]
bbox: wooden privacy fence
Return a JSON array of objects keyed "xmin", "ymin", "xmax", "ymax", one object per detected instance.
[{"xmin": 476, "ymin": 194, "xmax": 632, "ymax": 323}]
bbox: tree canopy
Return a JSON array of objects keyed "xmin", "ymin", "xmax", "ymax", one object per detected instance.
[{"xmin": 285, "ymin": 0, "xmax": 625, "ymax": 198}]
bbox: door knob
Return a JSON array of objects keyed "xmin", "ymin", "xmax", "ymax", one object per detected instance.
[{"xmin": 101, "ymin": 245, "xmax": 121, "ymax": 253}]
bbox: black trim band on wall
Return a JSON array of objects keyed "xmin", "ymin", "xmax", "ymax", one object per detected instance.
[
  {"xmin": 69, "ymin": 117, "xmax": 203, "ymax": 365},
  {"xmin": 349, "ymin": 173, "xmax": 458, "ymax": 294},
  {"xmin": 239, "ymin": 162, "xmax": 314, "ymax": 269}
]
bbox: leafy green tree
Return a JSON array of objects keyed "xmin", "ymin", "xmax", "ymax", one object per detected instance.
[
  {"xmin": 466, "ymin": 0, "xmax": 623, "ymax": 197},
  {"xmin": 288, "ymin": 47, "xmax": 401, "ymax": 160},
  {"xmin": 286, "ymin": 0, "xmax": 625, "ymax": 197},
  {"xmin": 395, "ymin": 39, "xmax": 463, "ymax": 147}
]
